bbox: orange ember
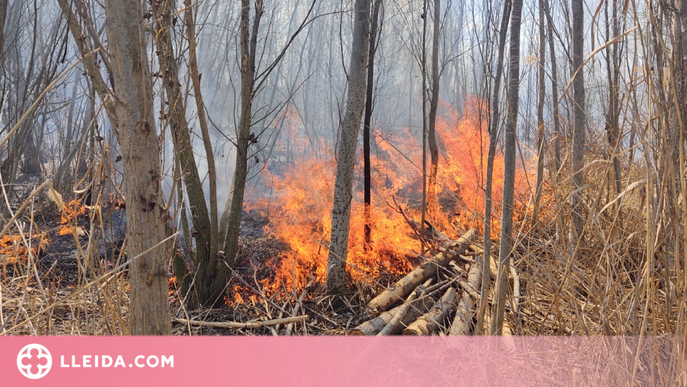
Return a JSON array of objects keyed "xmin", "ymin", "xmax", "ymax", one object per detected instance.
[{"xmin": 247, "ymin": 97, "xmax": 535, "ymax": 295}]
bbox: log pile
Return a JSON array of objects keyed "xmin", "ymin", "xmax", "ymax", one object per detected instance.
[{"xmin": 350, "ymin": 229, "xmax": 519, "ymax": 336}]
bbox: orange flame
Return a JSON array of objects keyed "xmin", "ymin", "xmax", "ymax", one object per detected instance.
[
  {"xmin": 0, "ymin": 233, "xmax": 49, "ymax": 263},
  {"xmin": 245, "ymin": 97, "xmax": 536, "ymax": 296},
  {"xmin": 58, "ymin": 199, "xmax": 87, "ymax": 235}
]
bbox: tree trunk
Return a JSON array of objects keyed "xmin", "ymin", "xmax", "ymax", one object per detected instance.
[
  {"xmin": 151, "ymin": 0, "xmax": 214, "ymax": 307},
  {"xmin": 105, "ymin": 0, "xmax": 171, "ymax": 335},
  {"xmin": 185, "ymin": 0, "xmax": 219, "ymax": 257},
  {"xmin": 491, "ymin": 0, "xmax": 523, "ymax": 336},
  {"xmin": 216, "ymin": 0, "xmax": 264, "ymax": 301},
  {"xmin": 532, "ymin": 0, "xmax": 546, "ymax": 225},
  {"xmin": 571, "ymin": 0, "xmax": 587, "ymax": 238},
  {"xmin": 426, "ymin": 0, "xmax": 441, "ymax": 217},
  {"xmin": 363, "ymin": 0, "xmax": 383, "ymax": 249},
  {"xmin": 0, "ymin": 0, "xmax": 8, "ymax": 72},
  {"xmin": 325, "ymin": 0, "xmax": 371, "ymax": 294},
  {"xmin": 477, "ymin": 0, "xmax": 511, "ymax": 335},
  {"xmin": 57, "ymin": 0, "xmax": 117, "ymax": 129},
  {"xmin": 605, "ymin": 0, "xmax": 622, "ymax": 202},
  {"xmin": 542, "ymin": 0, "xmax": 565, "ymax": 239}
]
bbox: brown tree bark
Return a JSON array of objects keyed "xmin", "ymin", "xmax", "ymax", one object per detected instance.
[
  {"xmin": 105, "ymin": 0, "xmax": 171, "ymax": 335},
  {"xmin": 426, "ymin": 0, "xmax": 441, "ymax": 217},
  {"xmin": 477, "ymin": 0, "xmax": 511, "ymax": 335},
  {"xmin": 492, "ymin": 0, "xmax": 523, "ymax": 335},
  {"xmin": 363, "ymin": 0, "xmax": 383, "ymax": 249},
  {"xmin": 215, "ymin": 0, "xmax": 265, "ymax": 301},
  {"xmin": 532, "ymin": 0, "xmax": 546, "ymax": 225},
  {"xmin": 57, "ymin": 0, "xmax": 117, "ymax": 130},
  {"xmin": 571, "ymin": 0, "xmax": 587, "ymax": 238},
  {"xmin": 185, "ymin": 0, "xmax": 219, "ymax": 257},
  {"xmin": 326, "ymin": 0, "xmax": 371, "ymax": 294},
  {"xmin": 151, "ymin": 0, "xmax": 214, "ymax": 306},
  {"xmin": 0, "ymin": 0, "xmax": 8, "ymax": 74},
  {"xmin": 542, "ymin": 0, "xmax": 565, "ymax": 239}
]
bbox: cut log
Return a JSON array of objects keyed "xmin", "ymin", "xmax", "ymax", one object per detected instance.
[
  {"xmin": 349, "ymin": 298, "xmax": 433, "ymax": 336},
  {"xmin": 367, "ymin": 229, "xmax": 474, "ymax": 314},
  {"xmin": 449, "ymin": 258, "xmax": 482, "ymax": 335},
  {"xmin": 402, "ymin": 287, "xmax": 457, "ymax": 335},
  {"xmin": 378, "ymin": 279, "xmax": 433, "ymax": 335}
]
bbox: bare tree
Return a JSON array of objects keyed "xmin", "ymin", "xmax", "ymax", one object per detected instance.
[
  {"xmin": 326, "ymin": 0, "xmax": 371, "ymax": 294},
  {"xmin": 105, "ymin": 0, "xmax": 171, "ymax": 334},
  {"xmin": 491, "ymin": 0, "xmax": 523, "ymax": 335},
  {"xmin": 571, "ymin": 0, "xmax": 586, "ymax": 237},
  {"xmin": 426, "ymin": 0, "xmax": 441, "ymax": 217},
  {"xmin": 363, "ymin": 0, "xmax": 383, "ymax": 248},
  {"xmin": 151, "ymin": 0, "xmax": 214, "ymax": 306},
  {"xmin": 532, "ymin": 0, "xmax": 546, "ymax": 225},
  {"xmin": 477, "ymin": 0, "xmax": 511, "ymax": 334}
]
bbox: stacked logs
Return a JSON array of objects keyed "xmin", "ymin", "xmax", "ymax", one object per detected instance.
[{"xmin": 350, "ymin": 229, "xmax": 514, "ymax": 336}]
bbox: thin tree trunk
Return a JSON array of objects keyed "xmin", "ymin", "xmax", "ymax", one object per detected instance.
[
  {"xmin": 571, "ymin": 0, "xmax": 586, "ymax": 238},
  {"xmin": 0, "ymin": 0, "xmax": 7, "ymax": 68},
  {"xmin": 532, "ymin": 0, "xmax": 546, "ymax": 225},
  {"xmin": 57, "ymin": 0, "xmax": 117, "ymax": 130},
  {"xmin": 605, "ymin": 0, "xmax": 623, "ymax": 207},
  {"xmin": 420, "ymin": 0, "xmax": 428, "ymax": 256},
  {"xmin": 185, "ymin": 0, "xmax": 219, "ymax": 258},
  {"xmin": 491, "ymin": 0, "xmax": 523, "ymax": 336},
  {"xmin": 326, "ymin": 0, "xmax": 371, "ymax": 294},
  {"xmin": 476, "ymin": 0, "xmax": 511, "ymax": 335},
  {"xmin": 152, "ymin": 0, "xmax": 213, "ymax": 306},
  {"xmin": 105, "ymin": 0, "xmax": 171, "ymax": 335},
  {"xmin": 363, "ymin": 0, "xmax": 383, "ymax": 249},
  {"xmin": 542, "ymin": 0, "xmax": 564, "ymax": 240},
  {"xmin": 426, "ymin": 0, "xmax": 441, "ymax": 217},
  {"xmin": 216, "ymin": 0, "xmax": 264, "ymax": 301}
]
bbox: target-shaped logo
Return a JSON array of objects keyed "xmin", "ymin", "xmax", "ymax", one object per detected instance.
[{"xmin": 17, "ymin": 344, "xmax": 52, "ymax": 379}]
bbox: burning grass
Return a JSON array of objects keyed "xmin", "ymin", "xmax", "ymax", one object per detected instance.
[
  {"xmin": 57, "ymin": 198, "xmax": 87, "ymax": 236},
  {"xmin": 0, "ymin": 233, "xmax": 49, "ymax": 264}
]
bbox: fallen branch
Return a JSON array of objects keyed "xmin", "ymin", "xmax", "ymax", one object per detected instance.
[
  {"xmin": 403, "ymin": 287, "xmax": 457, "ymax": 335},
  {"xmin": 367, "ymin": 229, "xmax": 474, "ymax": 314},
  {"xmin": 173, "ymin": 315, "xmax": 308, "ymax": 329},
  {"xmin": 378, "ymin": 279, "xmax": 433, "ymax": 335},
  {"xmin": 449, "ymin": 259, "xmax": 482, "ymax": 335},
  {"xmin": 349, "ymin": 298, "xmax": 433, "ymax": 336},
  {"xmin": 285, "ymin": 276, "xmax": 313, "ymax": 336}
]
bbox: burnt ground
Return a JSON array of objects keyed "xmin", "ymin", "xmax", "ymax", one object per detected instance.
[
  {"xmin": 171, "ymin": 209, "xmax": 378, "ymax": 335},
  {"xmin": 1, "ymin": 177, "xmax": 378, "ymax": 335}
]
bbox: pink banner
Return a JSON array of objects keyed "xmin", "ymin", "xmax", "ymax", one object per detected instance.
[{"xmin": 0, "ymin": 336, "xmax": 682, "ymax": 386}]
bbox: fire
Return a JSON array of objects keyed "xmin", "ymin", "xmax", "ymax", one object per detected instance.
[
  {"xmin": 0, "ymin": 233, "xmax": 49, "ymax": 264},
  {"xmin": 246, "ymin": 97, "xmax": 535, "ymax": 296},
  {"xmin": 58, "ymin": 198, "xmax": 87, "ymax": 236}
]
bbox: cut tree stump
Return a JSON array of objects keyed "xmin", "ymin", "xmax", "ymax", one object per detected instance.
[
  {"xmin": 449, "ymin": 258, "xmax": 482, "ymax": 335},
  {"xmin": 402, "ymin": 287, "xmax": 457, "ymax": 335},
  {"xmin": 367, "ymin": 229, "xmax": 474, "ymax": 314}
]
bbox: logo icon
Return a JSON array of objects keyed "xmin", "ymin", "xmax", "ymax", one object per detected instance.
[{"xmin": 17, "ymin": 344, "xmax": 52, "ymax": 379}]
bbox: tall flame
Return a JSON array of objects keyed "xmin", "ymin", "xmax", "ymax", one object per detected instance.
[{"xmin": 246, "ymin": 97, "xmax": 535, "ymax": 295}]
